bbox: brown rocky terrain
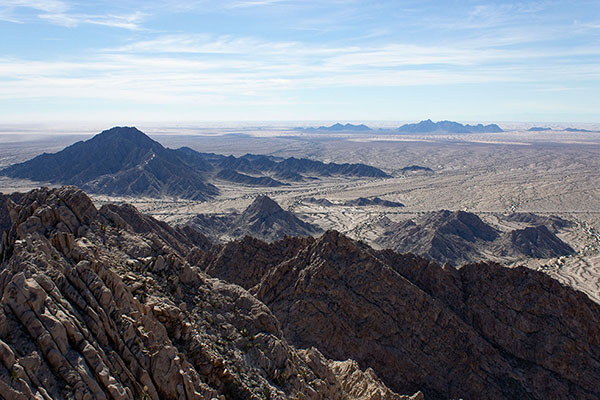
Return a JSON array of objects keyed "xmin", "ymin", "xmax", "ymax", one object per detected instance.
[
  {"xmin": 2, "ymin": 186, "xmax": 600, "ymax": 400},
  {"xmin": 0, "ymin": 186, "xmax": 420, "ymax": 400},
  {"xmin": 201, "ymin": 231, "xmax": 600, "ymax": 400}
]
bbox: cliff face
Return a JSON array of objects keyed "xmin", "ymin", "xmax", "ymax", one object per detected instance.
[
  {"xmin": 202, "ymin": 231, "xmax": 600, "ymax": 400},
  {"xmin": 0, "ymin": 187, "xmax": 418, "ymax": 400}
]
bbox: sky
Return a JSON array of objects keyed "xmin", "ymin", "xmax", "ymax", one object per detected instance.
[{"xmin": 1, "ymin": 0, "xmax": 599, "ymax": 124}]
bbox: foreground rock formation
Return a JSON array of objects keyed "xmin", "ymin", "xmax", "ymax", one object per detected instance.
[
  {"xmin": 0, "ymin": 187, "xmax": 418, "ymax": 400},
  {"xmin": 1, "ymin": 186, "xmax": 599, "ymax": 400},
  {"xmin": 202, "ymin": 232, "xmax": 600, "ymax": 400}
]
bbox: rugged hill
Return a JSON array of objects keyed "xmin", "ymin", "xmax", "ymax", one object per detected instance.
[
  {"xmin": 303, "ymin": 197, "xmax": 403, "ymax": 208},
  {"xmin": 376, "ymin": 210, "xmax": 499, "ymax": 265},
  {"xmin": 397, "ymin": 120, "xmax": 503, "ymax": 133},
  {"xmin": 343, "ymin": 197, "xmax": 404, "ymax": 208},
  {"xmin": 376, "ymin": 210, "xmax": 574, "ymax": 265},
  {"xmin": 0, "ymin": 186, "xmax": 419, "ymax": 400},
  {"xmin": 400, "ymin": 165, "xmax": 433, "ymax": 173},
  {"xmin": 186, "ymin": 196, "xmax": 322, "ymax": 242},
  {"xmin": 1, "ymin": 127, "xmax": 391, "ymax": 199},
  {"xmin": 200, "ymin": 230, "xmax": 600, "ymax": 400},
  {"xmin": 3, "ymin": 187, "xmax": 598, "ymax": 400},
  {"xmin": 496, "ymin": 225, "xmax": 575, "ymax": 258}
]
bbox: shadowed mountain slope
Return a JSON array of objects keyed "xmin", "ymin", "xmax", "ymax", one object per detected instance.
[
  {"xmin": 376, "ymin": 210, "xmax": 499, "ymax": 265},
  {"xmin": 0, "ymin": 127, "xmax": 219, "ymax": 200},
  {"xmin": 199, "ymin": 230, "xmax": 600, "ymax": 400}
]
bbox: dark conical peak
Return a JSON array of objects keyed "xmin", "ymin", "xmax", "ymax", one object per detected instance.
[
  {"xmin": 243, "ymin": 195, "xmax": 284, "ymax": 216},
  {"xmin": 91, "ymin": 126, "xmax": 162, "ymax": 149}
]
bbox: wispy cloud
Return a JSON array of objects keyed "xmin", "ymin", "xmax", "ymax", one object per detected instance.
[
  {"xmin": 38, "ymin": 11, "xmax": 146, "ymax": 30},
  {"xmin": 226, "ymin": 0, "xmax": 290, "ymax": 8},
  {"xmin": 0, "ymin": 0, "xmax": 69, "ymax": 13},
  {"xmin": 0, "ymin": 0, "xmax": 145, "ymax": 29},
  {"xmin": 1, "ymin": 29, "xmax": 599, "ymax": 109}
]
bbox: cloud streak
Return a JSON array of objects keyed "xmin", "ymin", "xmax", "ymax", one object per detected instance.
[{"xmin": 0, "ymin": 0, "xmax": 145, "ymax": 29}]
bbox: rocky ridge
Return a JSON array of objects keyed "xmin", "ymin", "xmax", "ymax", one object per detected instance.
[
  {"xmin": 1, "ymin": 127, "xmax": 391, "ymax": 200},
  {"xmin": 0, "ymin": 186, "xmax": 419, "ymax": 400},
  {"xmin": 200, "ymin": 230, "xmax": 600, "ymax": 400}
]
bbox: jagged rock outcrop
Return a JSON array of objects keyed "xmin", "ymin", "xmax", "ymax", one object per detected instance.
[
  {"xmin": 0, "ymin": 187, "xmax": 418, "ymax": 400},
  {"xmin": 185, "ymin": 196, "xmax": 322, "ymax": 243},
  {"xmin": 200, "ymin": 230, "xmax": 600, "ymax": 400}
]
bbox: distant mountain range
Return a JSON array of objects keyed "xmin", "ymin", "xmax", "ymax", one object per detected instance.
[
  {"xmin": 528, "ymin": 127, "xmax": 597, "ymax": 132},
  {"xmin": 564, "ymin": 127, "xmax": 596, "ymax": 132},
  {"xmin": 397, "ymin": 119, "xmax": 503, "ymax": 133},
  {"xmin": 295, "ymin": 120, "xmax": 506, "ymax": 133},
  {"xmin": 295, "ymin": 123, "xmax": 372, "ymax": 132},
  {"xmin": 375, "ymin": 210, "xmax": 574, "ymax": 265},
  {"xmin": 0, "ymin": 126, "xmax": 391, "ymax": 199},
  {"xmin": 185, "ymin": 195, "xmax": 322, "ymax": 242}
]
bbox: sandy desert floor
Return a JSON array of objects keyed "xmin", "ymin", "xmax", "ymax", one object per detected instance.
[{"xmin": 1, "ymin": 127, "xmax": 599, "ymax": 302}]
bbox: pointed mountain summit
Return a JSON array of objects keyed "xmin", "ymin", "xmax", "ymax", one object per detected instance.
[
  {"xmin": 234, "ymin": 195, "xmax": 322, "ymax": 240},
  {"xmin": 185, "ymin": 195, "xmax": 322, "ymax": 242},
  {"xmin": 1, "ymin": 126, "xmax": 218, "ymax": 200}
]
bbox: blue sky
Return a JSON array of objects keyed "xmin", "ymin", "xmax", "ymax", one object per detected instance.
[{"xmin": 1, "ymin": 0, "xmax": 599, "ymax": 124}]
